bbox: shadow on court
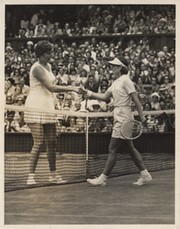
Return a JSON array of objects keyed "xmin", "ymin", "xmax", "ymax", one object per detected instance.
[{"xmin": 5, "ymin": 169, "xmax": 175, "ymax": 225}]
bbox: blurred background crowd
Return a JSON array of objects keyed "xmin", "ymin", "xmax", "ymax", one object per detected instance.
[
  {"xmin": 4, "ymin": 4, "xmax": 175, "ymax": 133},
  {"xmin": 6, "ymin": 5, "xmax": 175, "ymax": 37}
]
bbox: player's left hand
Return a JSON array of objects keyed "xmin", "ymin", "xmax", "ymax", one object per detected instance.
[{"xmin": 140, "ymin": 116, "xmax": 147, "ymax": 125}]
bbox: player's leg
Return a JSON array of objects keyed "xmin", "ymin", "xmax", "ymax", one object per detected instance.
[
  {"xmin": 43, "ymin": 123, "xmax": 66, "ymax": 184},
  {"xmin": 27, "ymin": 123, "xmax": 44, "ymax": 185},
  {"xmin": 43, "ymin": 123, "xmax": 57, "ymax": 172},
  {"xmin": 102, "ymin": 138, "xmax": 122, "ymax": 176},
  {"xmin": 87, "ymin": 138, "xmax": 122, "ymax": 186},
  {"xmin": 125, "ymin": 140, "xmax": 152, "ymax": 185}
]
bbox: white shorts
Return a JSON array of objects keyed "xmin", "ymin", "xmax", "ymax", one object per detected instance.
[{"xmin": 112, "ymin": 107, "xmax": 134, "ymax": 139}]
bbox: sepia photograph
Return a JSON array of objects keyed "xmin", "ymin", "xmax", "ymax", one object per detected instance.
[{"xmin": 2, "ymin": 1, "xmax": 179, "ymax": 228}]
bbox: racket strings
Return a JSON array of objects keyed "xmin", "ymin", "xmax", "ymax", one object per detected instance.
[{"xmin": 121, "ymin": 120, "xmax": 142, "ymax": 139}]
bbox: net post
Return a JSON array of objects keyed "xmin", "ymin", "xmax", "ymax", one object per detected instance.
[{"xmin": 85, "ymin": 114, "xmax": 89, "ymax": 178}]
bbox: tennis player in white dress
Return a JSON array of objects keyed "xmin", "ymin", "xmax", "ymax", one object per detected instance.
[{"xmin": 25, "ymin": 40, "xmax": 81, "ymax": 185}]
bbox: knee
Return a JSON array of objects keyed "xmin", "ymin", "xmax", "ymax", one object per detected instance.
[{"xmin": 33, "ymin": 140, "xmax": 44, "ymax": 150}]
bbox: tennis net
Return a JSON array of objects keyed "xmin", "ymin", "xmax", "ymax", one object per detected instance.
[{"xmin": 4, "ymin": 104, "xmax": 175, "ymax": 191}]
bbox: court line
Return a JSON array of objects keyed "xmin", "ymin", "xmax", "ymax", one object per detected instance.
[
  {"xmin": 5, "ymin": 200, "xmax": 174, "ymax": 207},
  {"xmin": 5, "ymin": 213, "xmax": 173, "ymax": 221}
]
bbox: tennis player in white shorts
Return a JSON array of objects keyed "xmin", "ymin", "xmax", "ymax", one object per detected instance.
[{"xmin": 83, "ymin": 57, "xmax": 152, "ymax": 186}]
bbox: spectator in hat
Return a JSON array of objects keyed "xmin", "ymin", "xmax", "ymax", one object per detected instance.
[
  {"xmin": 151, "ymin": 92, "xmax": 160, "ymax": 110},
  {"xmin": 158, "ymin": 84, "xmax": 168, "ymax": 102}
]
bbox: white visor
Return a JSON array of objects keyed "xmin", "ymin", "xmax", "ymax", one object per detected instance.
[{"xmin": 108, "ymin": 58, "xmax": 126, "ymax": 68}]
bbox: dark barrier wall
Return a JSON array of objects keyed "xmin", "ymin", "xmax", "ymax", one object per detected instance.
[{"xmin": 5, "ymin": 132, "xmax": 175, "ymax": 155}]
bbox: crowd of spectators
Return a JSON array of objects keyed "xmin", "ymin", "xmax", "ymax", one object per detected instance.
[
  {"xmin": 6, "ymin": 5, "xmax": 175, "ymax": 38},
  {"xmin": 5, "ymin": 5, "xmax": 175, "ymax": 133}
]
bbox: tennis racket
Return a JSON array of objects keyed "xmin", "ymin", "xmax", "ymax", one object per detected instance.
[{"xmin": 120, "ymin": 120, "xmax": 143, "ymax": 140}]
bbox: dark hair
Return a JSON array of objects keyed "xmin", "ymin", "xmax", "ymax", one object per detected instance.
[
  {"xmin": 7, "ymin": 78, "xmax": 15, "ymax": 85},
  {"xmin": 117, "ymin": 55, "xmax": 129, "ymax": 75},
  {"xmin": 35, "ymin": 40, "xmax": 52, "ymax": 58}
]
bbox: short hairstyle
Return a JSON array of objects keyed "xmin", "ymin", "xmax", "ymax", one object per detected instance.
[{"xmin": 35, "ymin": 40, "xmax": 52, "ymax": 58}]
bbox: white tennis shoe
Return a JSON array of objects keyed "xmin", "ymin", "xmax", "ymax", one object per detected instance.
[
  {"xmin": 49, "ymin": 175, "xmax": 67, "ymax": 184},
  {"xmin": 133, "ymin": 173, "xmax": 152, "ymax": 186},
  {"xmin": 27, "ymin": 177, "xmax": 36, "ymax": 185},
  {"xmin": 87, "ymin": 176, "xmax": 107, "ymax": 186}
]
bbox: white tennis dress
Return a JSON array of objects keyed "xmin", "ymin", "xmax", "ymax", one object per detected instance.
[
  {"xmin": 107, "ymin": 74, "xmax": 135, "ymax": 139},
  {"xmin": 24, "ymin": 62, "xmax": 56, "ymax": 124}
]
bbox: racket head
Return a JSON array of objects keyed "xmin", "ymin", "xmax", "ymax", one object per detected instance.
[{"xmin": 120, "ymin": 120, "xmax": 143, "ymax": 140}]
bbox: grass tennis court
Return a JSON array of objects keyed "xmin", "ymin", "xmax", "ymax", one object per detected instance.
[{"xmin": 5, "ymin": 169, "xmax": 175, "ymax": 225}]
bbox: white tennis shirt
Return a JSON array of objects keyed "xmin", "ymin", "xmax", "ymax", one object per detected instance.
[{"xmin": 107, "ymin": 74, "xmax": 136, "ymax": 138}]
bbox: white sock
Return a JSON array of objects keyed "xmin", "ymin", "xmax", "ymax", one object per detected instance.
[
  {"xmin": 28, "ymin": 173, "xmax": 35, "ymax": 179},
  {"xmin": 51, "ymin": 171, "xmax": 57, "ymax": 177},
  {"xmin": 99, "ymin": 173, "xmax": 108, "ymax": 181},
  {"xmin": 140, "ymin": 169, "xmax": 149, "ymax": 176}
]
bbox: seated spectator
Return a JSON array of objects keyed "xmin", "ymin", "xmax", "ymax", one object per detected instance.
[
  {"xmin": 4, "ymin": 111, "xmax": 16, "ymax": 132},
  {"xmin": 143, "ymin": 102, "xmax": 152, "ymax": 111},
  {"xmin": 72, "ymin": 101, "xmax": 82, "ymax": 112},
  {"xmin": 170, "ymin": 83, "xmax": 175, "ymax": 104},
  {"xmin": 56, "ymin": 67, "xmax": 69, "ymax": 86},
  {"xmin": 79, "ymin": 69, "xmax": 88, "ymax": 87},
  {"xmin": 76, "ymin": 117, "xmax": 86, "ymax": 132},
  {"xmin": 34, "ymin": 19, "xmax": 46, "ymax": 37},
  {"xmin": 150, "ymin": 92, "xmax": 160, "ymax": 110},
  {"xmin": 14, "ymin": 95, "xmax": 25, "ymax": 106},
  {"xmin": 163, "ymin": 75, "xmax": 173, "ymax": 93},
  {"xmin": 13, "ymin": 85, "xmax": 24, "ymax": 103},
  {"xmin": 158, "ymin": 84, "xmax": 168, "ymax": 102},
  {"xmin": 143, "ymin": 85, "xmax": 153, "ymax": 102},
  {"xmin": 18, "ymin": 78, "xmax": 30, "ymax": 98},
  {"xmin": 63, "ymin": 23, "xmax": 72, "ymax": 36},
  {"xmin": 135, "ymin": 77, "xmax": 146, "ymax": 94},
  {"xmin": 164, "ymin": 94, "xmax": 175, "ymax": 110},
  {"xmin": 99, "ymin": 84, "xmax": 108, "ymax": 94},
  {"xmin": 63, "ymin": 93, "xmax": 75, "ymax": 109},
  {"xmin": 20, "ymin": 15, "xmax": 29, "ymax": 30},
  {"xmin": 6, "ymin": 78, "xmax": 16, "ymax": 96},
  {"xmin": 6, "ymin": 93, "xmax": 14, "ymax": 105},
  {"xmin": 68, "ymin": 68, "xmax": 81, "ymax": 86},
  {"xmin": 138, "ymin": 93, "xmax": 146, "ymax": 108},
  {"xmin": 85, "ymin": 74, "xmax": 99, "ymax": 93},
  {"xmin": 89, "ymin": 64, "xmax": 99, "ymax": 82},
  {"xmin": 55, "ymin": 93, "xmax": 65, "ymax": 110},
  {"xmin": 151, "ymin": 77, "xmax": 160, "ymax": 92},
  {"xmin": 12, "ymin": 112, "xmax": 30, "ymax": 132}
]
